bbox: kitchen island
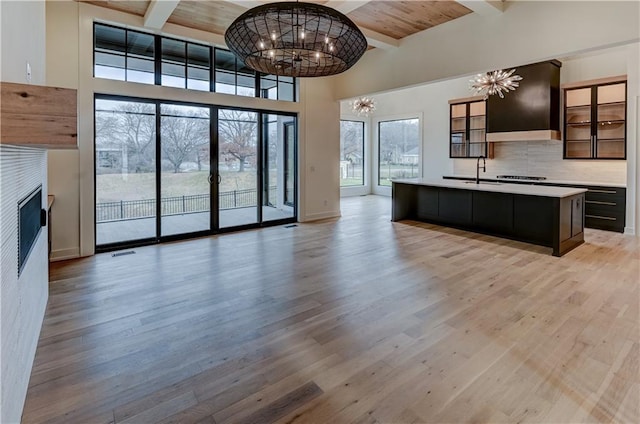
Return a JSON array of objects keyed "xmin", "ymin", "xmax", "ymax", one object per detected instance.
[{"xmin": 392, "ymin": 178, "xmax": 588, "ymax": 257}]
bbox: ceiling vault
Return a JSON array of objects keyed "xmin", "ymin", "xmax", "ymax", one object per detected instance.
[
  {"xmin": 324, "ymin": 0, "xmax": 373, "ymax": 15},
  {"xmin": 143, "ymin": 0, "xmax": 181, "ymax": 29},
  {"xmin": 455, "ymin": 0, "xmax": 504, "ymax": 16}
]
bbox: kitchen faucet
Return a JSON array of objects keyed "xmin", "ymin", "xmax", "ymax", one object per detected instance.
[{"xmin": 476, "ymin": 155, "xmax": 486, "ymax": 184}]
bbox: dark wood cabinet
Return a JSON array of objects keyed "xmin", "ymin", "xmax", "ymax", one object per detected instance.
[
  {"xmin": 392, "ymin": 181, "xmax": 585, "ymax": 257},
  {"xmin": 416, "ymin": 185, "xmax": 439, "ymax": 220},
  {"xmin": 472, "ymin": 191, "xmax": 513, "ymax": 234},
  {"xmin": 439, "ymin": 188, "xmax": 472, "ymax": 225},
  {"xmin": 564, "ymin": 80, "xmax": 626, "ymax": 159},
  {"xmin": 583, "ymin": 186, "xmax": 626, "ymax": 232},
  {"xmin": 449, "ymin": 98, "xmax": 487, "ymax": 158},
  {"xmin": 443, "ymin": 176, "xmax": 626, "ymax": 233}
]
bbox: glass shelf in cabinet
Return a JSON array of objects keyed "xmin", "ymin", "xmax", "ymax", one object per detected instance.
[{"xmin": 596, "ymin": 100, "xmax": 625, "ymax": 106}]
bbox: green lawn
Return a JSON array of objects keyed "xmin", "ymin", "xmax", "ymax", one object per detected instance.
[
  {"xmin": 340, "ymin": 178, "xmax": 364, "ymax": 187},
  {"xmin": 96, "ymin": 171, "xmax": 270, "ymax": 203}
]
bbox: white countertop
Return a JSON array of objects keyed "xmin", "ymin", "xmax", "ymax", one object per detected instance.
[
  {"xmin": 445, "ymin": 175, "xmax": 626, "ymax": 189},
  {"xmin": 393, "ymin": 178, "xmax": 588, "ymax": 198}
]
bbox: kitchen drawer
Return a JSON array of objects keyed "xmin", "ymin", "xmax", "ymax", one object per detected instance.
[
  {"xmin": 584, "ymin": 205, "xmax": 625, "ymax": 219},
  {"xmin": 585, "ymin": 213, "xmax": 625, "ymax": 232},
  {"xmin": 584, "ymin": 186, "xmax": 625, "ymax": 232},
  {"xmin": 585, "ymin": 189, "xmax": 625, "ymax": 203},
  {"xmin": 584, "ymin": 200, "xmax": 623, "ymax": 215}
]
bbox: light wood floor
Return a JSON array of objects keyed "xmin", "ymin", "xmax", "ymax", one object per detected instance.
[{"xmin": 23, "ymin": 195, "xmax": 639, "ymax": 423}]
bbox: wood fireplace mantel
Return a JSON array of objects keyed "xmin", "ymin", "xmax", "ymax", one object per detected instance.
[{"xmin": 1, "ymin": 82, "xmax": 77, "ymax": 149}]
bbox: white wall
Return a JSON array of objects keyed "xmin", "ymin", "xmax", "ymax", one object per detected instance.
[
  {"xmin": 1, "ymin": 2, "xmax": 48, "ymax": 421},
  {"xmin": 332, "ymin": 1, "xmax": 640, "ymax": 99},
  {"xmin": 0, "ymin": 0, "xmax": 46, "ymax": 84},
  {"xmin": 300, "ymin": 78, "xmax": 341, "ymax": 220},
  {"xmin": 46, "ymin": 1, "xmax": 341, "ymax": 258},
  {"xmin": 46, "ymin": 0, "xmax": 81, "ymax": 260}
]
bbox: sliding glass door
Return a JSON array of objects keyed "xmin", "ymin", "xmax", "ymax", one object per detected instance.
[
  {"xmin": 218, "ymin": 109, "xmax": 259, "ymax": 228},
  {"xmin": 262, "ymin": 114, "xmax": 296, "ymax": 222},
  {"xmin": 95, "ymin": 98, "xmax": 157, "ymax": 246},
  {"xmin": 95, "ymin": 95, "xmax": 297, "ymax": 251},
  {"xmin": 160, "ymin": 104, "xmax": 211, "ymax": 236}
]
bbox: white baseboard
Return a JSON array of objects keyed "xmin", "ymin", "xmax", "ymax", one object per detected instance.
[
  {"xmin": 300, "ymin": 210, "xmax": 341, "ymax": 222},
  {"xmin": 50, "ymin": 247, "xmax": 80, "ymax": 262},
  {"xmin": 624, "ymin": 227, "xmax": 636, "ymax": 236}
]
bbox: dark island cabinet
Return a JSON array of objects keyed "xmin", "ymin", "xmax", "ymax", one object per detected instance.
[
  {"xmin": 442, "ymin": 176, "xmax": 626, "ymax": 233},
  {"xmin": 392, "ymin": 181, "xmax": 585, "ymax": 256},
  {"xmin": 438, "ymin": 188, "xmax": 472, "ymax": 225},
  {"xmin": 472, "ymin": 191, "xmax": 514, "ymax": 234},
  {"xmin": 564, "ymin": 80, "xmax": 626, "ymax": 159}
]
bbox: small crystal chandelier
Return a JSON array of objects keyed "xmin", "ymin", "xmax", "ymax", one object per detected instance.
[
  {"xmin": 470, "ymin": 69, "xmax": 523, "ymax": 99},
  {"xmin": 351, "ymin": 97, "xmax": 376, "ymax": 116}
]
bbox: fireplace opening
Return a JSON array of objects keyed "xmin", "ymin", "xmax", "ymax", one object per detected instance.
[{"xmin": 18, "ymin": 185, "xmax": 44, "ymax": 276}]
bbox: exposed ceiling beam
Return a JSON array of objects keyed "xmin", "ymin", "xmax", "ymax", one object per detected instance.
[
  {"xmin": 324, "ymin": 0, "xmax": 372, "ymax": 15},
  {"xmin": 144, "ymin": 0, "xmax": 181, "ymax": 29},
  {"xmin": 223, "ymin": 0, "xmax": 271, "ymax": 8},
  {"xmin": 456, "ymin": 0, "xmax": 504, "ymax": 16},
  {"xmin": 360, "ymin": 27, "xmax": 399, "ymax": 50}
]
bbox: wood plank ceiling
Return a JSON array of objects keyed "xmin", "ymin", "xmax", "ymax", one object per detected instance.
[
  {"xmin": 82, "ymin": 0, "xmax": 150, "ymax": 17},
  {"xmin": 348, "ymin": 1, "xmax": 473, "ymax": 40},
  {"xmin": 79, "ymin": 0, "xmax": 473, "ymax": 48}
]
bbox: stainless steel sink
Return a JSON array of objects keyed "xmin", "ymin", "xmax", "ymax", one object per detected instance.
[{"xmin": 463, "ymin": 181, "xmax": 503, "ymax": 185}]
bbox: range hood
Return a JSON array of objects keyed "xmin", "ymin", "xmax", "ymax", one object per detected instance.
[{"xmin": 486, "ymin": 60, "xmax": 561, "ymax": 142}]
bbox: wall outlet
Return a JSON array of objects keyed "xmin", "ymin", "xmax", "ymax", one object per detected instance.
[{"xmin": 26, "ymin": 62, "xmax": 32, "ymax": 83}]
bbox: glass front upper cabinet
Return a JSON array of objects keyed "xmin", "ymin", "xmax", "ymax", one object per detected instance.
[
  {"xmin": 450, "ymin": 98, "xmax": 487, "ymax": 158},
  {"xmin": 564, "ymin": 80, "xmax": 626, "ymax": 159}
]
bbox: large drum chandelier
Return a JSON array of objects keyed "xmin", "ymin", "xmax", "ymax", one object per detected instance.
[{"xmin": 224, "ymin": 2, "xmax": 368, "ymax": 77}]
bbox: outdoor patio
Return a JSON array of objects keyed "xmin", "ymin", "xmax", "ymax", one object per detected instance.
[{"xmin": 96, "ymin": 206, "xmax": 293, "ymax": 245}]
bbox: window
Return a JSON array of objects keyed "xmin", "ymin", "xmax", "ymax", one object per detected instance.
[
  {"xmin": 161, "ymin": 38, "xmax": 211, "ymax": 91},
  {"xmin": 214, "ymin": 48, "xmax": 255, "ymax": 97},
  {"xmin": 340, "ymin": 120, "xmax": 365, "ymax": 186},
  {"xmin": 94, "ymin": 23, "xmax": 155, "ymax": 84},
  {"xmin": 259, "ymin": 74, "xmax": 295, "ymax": 101},
  {"xmin": 378, "ymin": 118, "xmax": 420, "ymax": 187},
  {"xmin": 94, "ymin": 23, "xmax": 297, "ymax": 102}
]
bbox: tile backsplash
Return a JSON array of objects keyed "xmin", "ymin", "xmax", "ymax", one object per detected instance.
[{"xmin": 453, "ymin": 140, "xmax": 627, "ymax": 185}]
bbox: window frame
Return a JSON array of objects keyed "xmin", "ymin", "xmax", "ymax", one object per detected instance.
[
  {"xmin": 93, "ymin": 22, "xmax": 297, "ymax": 102},
  {"xmin": 373, "ymin": 114, "xmax": 422, "ymax": 196},
  {"xmin": 339, "ymin": 119, "xmax": 366, "ymax": 188},
  {"xmin": 94, "ymin": 93, "xmax": 299, "ymax": 253}
]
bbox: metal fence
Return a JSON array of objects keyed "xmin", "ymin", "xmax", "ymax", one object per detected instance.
[{"xmin": 97, "ymin": 187, "xmax": 277, "ymax": 222}]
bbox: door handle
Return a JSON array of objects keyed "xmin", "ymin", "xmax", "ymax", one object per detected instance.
[
  {"xmin": 217, "ymin": 174, "xmax": 221, "ymax": 184},
  {"xmin": 208, "ymin": 173, "xmax": 214, "ymax": 185}
]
